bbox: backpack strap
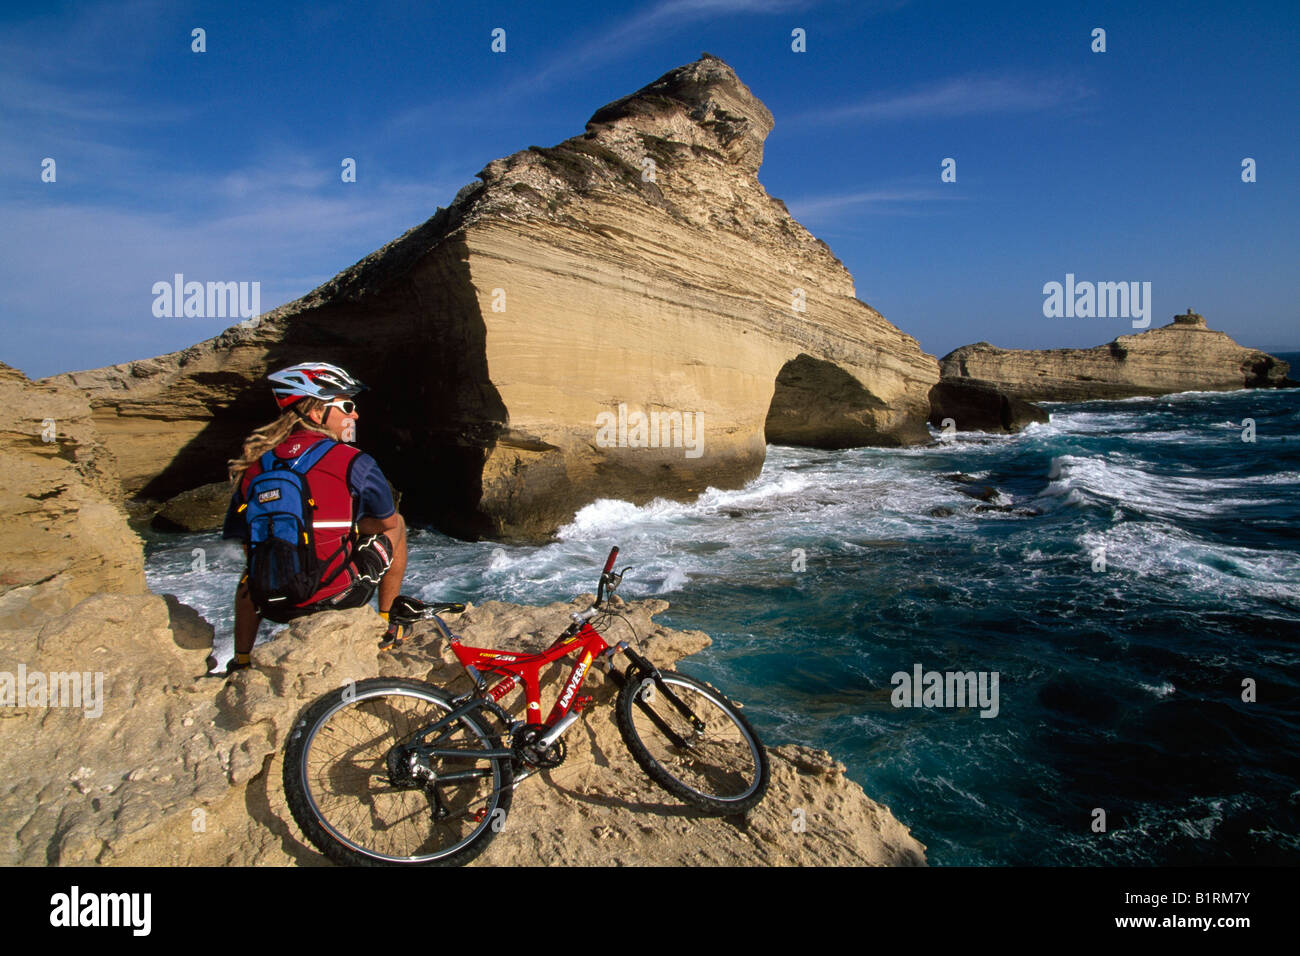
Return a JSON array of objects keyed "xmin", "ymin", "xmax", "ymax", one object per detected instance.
[
  {"xmin": 292, "ymin": 439, "xmax": 356, "ymax": 590},
  {"xmin": 284, "ymin": 438, "xmax": 337, "ymax": 474}
]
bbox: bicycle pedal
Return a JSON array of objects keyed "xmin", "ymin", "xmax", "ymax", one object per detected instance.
[{"xmin": 573, "ymin": 695, "xmax": 594, "ymax": 713}]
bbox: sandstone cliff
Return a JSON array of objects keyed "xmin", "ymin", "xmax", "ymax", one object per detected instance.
[
  {"xmin": 939, "ymin": 311, "xmax": 1292, "ymax": 402},
  {"xmin": 0, "ymin": 363, "xmax": 146, "ymax": 629},
  {"xmin": 47, "ymin": 53, "xmax": 938, "ymax": 541},
  {"xmin": 1, "ymin": 594, "xmax": 926, "ymax": 867}
]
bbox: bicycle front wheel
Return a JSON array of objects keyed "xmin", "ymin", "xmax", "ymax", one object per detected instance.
[
  {"xmin": 616, "ymin": 670, "xmax": 769, "ymax": 815},
  {"xmin": 283, "ymin": 677, "xmax": 512, "ymax": 866}
]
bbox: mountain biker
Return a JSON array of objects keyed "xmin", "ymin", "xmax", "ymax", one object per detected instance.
[{"xmin": 206, "ymin": 362, "xmax": 411, "ymax": 676}]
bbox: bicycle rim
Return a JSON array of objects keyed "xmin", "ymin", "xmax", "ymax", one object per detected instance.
[
  {"xmin": 627, "ymin": 674, "xmax": 765, "ymax": 804},
  {"xmin": 297, "ymin": 685, "xmax": 506, "ymax": 863}
]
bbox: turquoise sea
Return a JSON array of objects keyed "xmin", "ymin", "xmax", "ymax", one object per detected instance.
[{"xmin": 146, "ymin": 369, "xmax": 1300, "ymax": 865}]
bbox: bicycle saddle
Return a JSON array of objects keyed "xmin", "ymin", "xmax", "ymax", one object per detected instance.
[{"xmin": 388, "ymin": 594, "xmax": 467, "ymax": 626}]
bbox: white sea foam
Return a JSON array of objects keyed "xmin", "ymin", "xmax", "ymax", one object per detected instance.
[
  {"xmin": 1079, "ymin": 522, "xmax": 1300, "ymax": 605},
  {"xmin": 658, "ymin": 566, "xmax": 691, "ymax": 593},
  {"xmin": 1038, "ymin": 455, "xmax": 1284, "ymax": 518}
]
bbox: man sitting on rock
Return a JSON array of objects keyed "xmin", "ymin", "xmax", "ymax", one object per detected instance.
[{"xmin": 207, "ymin": 361, "xmax": 410, "ymax": 676}]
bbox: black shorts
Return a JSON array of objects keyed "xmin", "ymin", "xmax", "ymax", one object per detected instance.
[{"xmin": 264, "ymin": 533, "xmax": 395, "ymax": 623}]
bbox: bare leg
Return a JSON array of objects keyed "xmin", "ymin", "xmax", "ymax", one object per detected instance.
[
  {"xmin": 358, "ymin": 512, "xmax": 407, "ymax": 615},
  {"xmin": 234, "ymin": 576, "xmax": 261, "ymax": 656}
]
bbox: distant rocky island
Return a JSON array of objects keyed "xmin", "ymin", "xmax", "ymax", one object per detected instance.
[{"xmin": 938, "ymin": 309, "xmax": 1292, "ymax": 403}]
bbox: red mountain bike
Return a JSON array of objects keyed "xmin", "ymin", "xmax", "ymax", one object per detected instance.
[{"xmin": 282, "ymin": 546, "xmax": 770, "ymax": 866}]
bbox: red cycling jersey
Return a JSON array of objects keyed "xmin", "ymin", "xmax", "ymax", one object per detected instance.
[{"xmin": 223, "ymin": 430, "xmax": 395, "ymax": 608}]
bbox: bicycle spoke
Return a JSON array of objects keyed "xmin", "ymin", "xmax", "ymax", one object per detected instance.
[
  {"xmin": 288, "ymin": 682, "xmax": 511, "ymax": 863},
  {"xmin": 618, "ymin": 672, "xmax": 768, "ymax": 812}
]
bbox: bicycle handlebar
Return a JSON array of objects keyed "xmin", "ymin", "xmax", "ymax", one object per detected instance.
[{"xmin": 595, "ymin": 545, "xmax": 620, "ymax": 607}]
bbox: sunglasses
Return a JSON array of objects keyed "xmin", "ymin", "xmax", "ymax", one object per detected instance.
[{"xmin": 325, "ymin": 399, "xmax": 357, "ymax": 414}]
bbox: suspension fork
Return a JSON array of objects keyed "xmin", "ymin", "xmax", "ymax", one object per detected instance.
[{"xmin": 618, "ymin": 647, "xmax": 706, "ymax": 743}]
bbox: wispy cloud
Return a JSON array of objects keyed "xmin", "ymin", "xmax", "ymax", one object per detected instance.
[
  {"xmin": 797, "ymin": 73, "xmax": 1092, "ymax": 125},
  {"xmin": 568, "ymin": 0, "xmax": 807, "ymax": 59},
  {"xmin": 0, "ymin": 162, "xmax": 468, "ymax": 376},
  {"xmin": 784, "ymin": 186, "xmax": 961, "ymax": 222},
  {"xmin": 387, "ymin": 0, "xmax": 817, "ymax": 134},
  {"xmin": 0, "ymin": 2, "xmax": 481, "ymax": 376}
]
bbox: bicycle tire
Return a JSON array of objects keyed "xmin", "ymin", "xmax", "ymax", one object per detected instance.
[
  {"xmin": 615, "ymin": 669, "xmax": 770, "ymax": 815},
  {"xmin": 283, "ymin": 677, "xmax": 513, "ymax": 866}
]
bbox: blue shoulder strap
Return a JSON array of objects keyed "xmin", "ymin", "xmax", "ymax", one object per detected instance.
[
  {"xmin": 259, "ymin": 439, "xmax": 336, "ymax": 476},
  {"xmin": 288, "ymin": 438, "xmax": 337, "ymax": 474}
]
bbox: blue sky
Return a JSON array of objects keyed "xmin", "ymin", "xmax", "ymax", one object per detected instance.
[{"xmin": 3, "ymin": 0, "xmax": 1297, "ymax": 379}]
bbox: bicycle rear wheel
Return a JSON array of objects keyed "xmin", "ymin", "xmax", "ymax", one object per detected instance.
[
  {"xmin": 283, "ymin": 677, "xmax": 512, "ymax": 866},
  {"xmin": 616, "ymin": 670, "xmax": 769, "ymax": 815}
]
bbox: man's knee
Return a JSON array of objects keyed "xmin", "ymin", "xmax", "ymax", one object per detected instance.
[{"xmin": 351, "ymin": 532, "xmax": 396, "ymax": 584}]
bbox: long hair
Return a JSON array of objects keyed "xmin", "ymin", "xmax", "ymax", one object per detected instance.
[{"xmin": 228, "ymin": 397, "xmax": 334, "ymax": 486}]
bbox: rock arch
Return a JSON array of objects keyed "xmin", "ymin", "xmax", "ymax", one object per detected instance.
[{"xmin": 765, "ymin": 354, "xmax": 896, "ymax": 449}]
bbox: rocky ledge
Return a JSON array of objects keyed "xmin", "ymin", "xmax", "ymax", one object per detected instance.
[
  {"xmin": 46, "ymin": 53, "xmax": 937, "ymax": 541},
  {"xmin": 1, "ymin": 595, "xmax": 926, "ymax": 867},
  {"xmin": 939, "ymin": 310, "xmax": 1293, "ymax": 402}
]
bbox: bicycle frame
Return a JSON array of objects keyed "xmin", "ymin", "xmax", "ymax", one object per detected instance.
[
  {"xmin": 452, "ymin": 619, "xmax": 613, "ymax": 726},
  {"xmin": 399, "ymin": 616, "xmax": 620, "ymax": 776},
  {"xmin": 395, "ymin": 544, "xmax": 704, "ymax": 794}
]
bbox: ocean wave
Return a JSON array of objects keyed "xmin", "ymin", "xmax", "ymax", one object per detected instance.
[
  {"xmin": 1042, "ymin": 388, "xmax": 1260, "ymax": 408},
  {"xmin": 1079, "ymin": 522, "xmax": 1300, "ymax": 606},
  {"xmin": 1037, "ymin": 455, "xmax": 1285, "ymax": 518}
]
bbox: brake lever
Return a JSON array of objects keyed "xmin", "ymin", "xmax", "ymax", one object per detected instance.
[{"xmin": 606, "ymin": 566, "xmax": 634, "ymax": 594}]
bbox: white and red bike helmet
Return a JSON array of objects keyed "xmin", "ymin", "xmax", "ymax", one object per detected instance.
[{"xmin": 267, "ymin": 362, "xmax": 366, "ymax": 410}]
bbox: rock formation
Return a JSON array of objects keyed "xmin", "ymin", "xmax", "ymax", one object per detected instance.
[
  {"xmin": 151, "ymin": 481, "xmax": 231, "ymax": 533},
  {"xmin": 1, "ymin": 594, "xmax": 926, "ymax": 867},
  {"xmin": 0, "ymin": 363, "xmax": 146, "ymax": 629},
  {"xmin": 46, "ymin": 53, "xmax": 938, "ymax": 541},
  {"xmin": 927, "ymin": 381, "xmax": 1049, "ymax": 433},
  {"xmin": 939, "ymin": 311, "xmax": 1292, "ymax": 403}
]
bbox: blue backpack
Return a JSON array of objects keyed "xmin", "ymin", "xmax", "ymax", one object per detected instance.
[{"xmin": 241, "ymin": 439, "xmax": 339, "ymax": 616}]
